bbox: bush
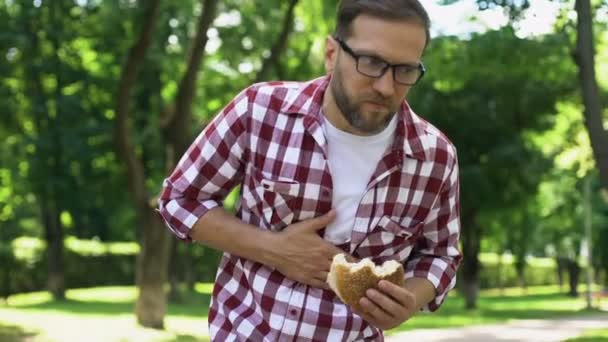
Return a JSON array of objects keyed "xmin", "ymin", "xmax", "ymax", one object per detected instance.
[
  {"xmin": 476, "ymin": 257, "xmax": 558, "ymax": 289},
  {"xmin": 1, "ymin": 236, "xmax": 222, "ymax": 296},
  {"xmin": 459, "ymin": 253, "xmax": 587, "ymax": 289},
  {"xmin": 2, "ymin": 237, "xmax": 137, "ymax": 296}
]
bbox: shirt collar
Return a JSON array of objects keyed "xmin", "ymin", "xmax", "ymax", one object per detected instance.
[{"xmin": 280, "ymin": 75, "xmax": 328, "ymax": 120}]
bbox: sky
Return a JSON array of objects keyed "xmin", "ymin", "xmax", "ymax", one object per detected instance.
[{"xmin": 421, "ymin": 0, "xmax": 565, "ymax": 38}]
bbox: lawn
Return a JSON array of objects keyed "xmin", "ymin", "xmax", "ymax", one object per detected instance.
[
  {"xmin": 565, "ymin": 328, "xmax": 608, "ymax": 342},
  {"xmin": 0, "ymin": 284, "xmax": 605, "ymax": 341}
]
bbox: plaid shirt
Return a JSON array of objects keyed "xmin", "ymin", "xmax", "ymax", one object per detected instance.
[{"xmin": 158, "ymin": 75, "xmax": 461, "ymax": 341}]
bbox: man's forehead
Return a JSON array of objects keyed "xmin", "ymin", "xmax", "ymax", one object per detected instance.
[{"xmin": 346, "ymin": 16, "xmax": 426, "ymax": 63}]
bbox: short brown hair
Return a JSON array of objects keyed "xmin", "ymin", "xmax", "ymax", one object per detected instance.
[{"xmin": 334, "ymin": 0, "xmax": 431, "ymax": 48}]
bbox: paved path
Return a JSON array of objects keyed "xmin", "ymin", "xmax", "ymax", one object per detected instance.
[{"xmin": 385, "ymin": 314, "xmax": 608, "ymax": 342}]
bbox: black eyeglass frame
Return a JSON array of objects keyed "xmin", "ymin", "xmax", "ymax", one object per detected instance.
[{"xmin": 334, "ymin": 37, "xmax": 426, "ymax": 86}]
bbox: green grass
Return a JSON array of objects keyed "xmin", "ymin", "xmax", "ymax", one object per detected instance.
[
  {"xmin": 565, "ymin": 328, "xmax": 608, "ymax": 342},
  {"xmin": 0, "ymin": 284, "xmax": 606, "ymax": 341}
]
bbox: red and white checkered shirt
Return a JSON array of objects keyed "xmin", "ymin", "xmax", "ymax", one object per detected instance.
[{"xmin": 158, "ymin": 75, "xmax": 461, "ymax": 341}]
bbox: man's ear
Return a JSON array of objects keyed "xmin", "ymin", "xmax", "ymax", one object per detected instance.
[{"xmin": 324, "ymin": 35, "xmax": 339, "ymax": 75}]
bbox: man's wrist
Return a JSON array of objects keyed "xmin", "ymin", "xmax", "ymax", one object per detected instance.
[{"xmin": 256, "ymin": 230, "xmax": 282, "ymax": 269}]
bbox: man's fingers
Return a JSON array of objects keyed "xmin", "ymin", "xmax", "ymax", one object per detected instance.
[
  {"xmin": 378, "ymin": 280, "xmax": 416, "ymax": 307},
  {"xmin": 360, "ymin": 296, "xmax": 393, "ymax": 320},
  {"xmin": 366, "ymin": 288, "xmax": 402, "ymax": 316}
]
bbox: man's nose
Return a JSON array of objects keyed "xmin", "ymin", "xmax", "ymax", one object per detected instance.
[{"xmin": 372, "ymin": 68, "xmax": 395, "ymax": 98}]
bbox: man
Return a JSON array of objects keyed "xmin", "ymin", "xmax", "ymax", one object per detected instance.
[{"xmin": 158, "ymin": 0, "xmax": 461, "ymax": 340}]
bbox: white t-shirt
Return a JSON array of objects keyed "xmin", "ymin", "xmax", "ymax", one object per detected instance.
[{"xmin": 321, "ymin": 113, "xmax": 398, "ymax": 244}]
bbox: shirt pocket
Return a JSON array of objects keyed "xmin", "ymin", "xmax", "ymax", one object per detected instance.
[
  {"xmin": 356, "ymin": 215, "xmax": 423, "ymax": 263},
  {"xmin": 241, "ymin": 165, "xmax": 301, "ymax": 230}
]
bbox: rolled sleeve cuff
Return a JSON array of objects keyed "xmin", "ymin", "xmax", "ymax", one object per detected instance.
[
  {"xmin": 404, "ymin": 255, "xmax": 458, "ymax": 312},
  {"xmin": 157, "ymin": 198, "xmax": 220, "ymax": 242}
]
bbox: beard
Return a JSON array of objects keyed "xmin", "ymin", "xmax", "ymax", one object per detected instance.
[{"xmin": 330, "ymin": 68, "xmax": 398, "ymax": 134}]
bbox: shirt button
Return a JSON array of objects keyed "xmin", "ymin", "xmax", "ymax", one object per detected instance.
[{"xmin": 289, "ymin": 309, "xmax": 298, "ymax": 316}]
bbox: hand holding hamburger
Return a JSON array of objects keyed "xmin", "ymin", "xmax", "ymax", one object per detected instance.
[{"xmin": 327, "ymin": 253, "xmax": 419, "ymax": 330}]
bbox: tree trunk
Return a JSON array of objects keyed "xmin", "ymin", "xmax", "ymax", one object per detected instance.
[
  {"xmin": 567, "ymin": 258, "xmax": 581, "ymax": 297},
  {"xmin": 23, "ymin": 4, "xmax": 66, "ymax": 300},
  {"xmin": 113, "ymin": 0, "xmax": 167, "ymax": 329},
  {"xmin": 168, "ymin": 239, "xmax": 181, "ymax": 302},
  {"xmin": 497, "ymin": 251, "xmax": 504, "ymax": 295},
  {"xmin": 46, "ymin": 0, "xmax": 67, "ymax": 300},
  {"xmin": 186, "ymin": 262, "xmax": 196, "ymax": 291},
  {"xmin": 515, "ymin": 261, "xmax": 527, "ymax": 291},
  {"xmin": 461, "ymin": 211, "xmax": 480, "ymax": 309},
  {"xmin": 134, "ymin": 207, "xmax": 172, "ymax": 328},
  {"xmin": 556, "ymin": 257, "xmax": 565, "ymax": 292},
  {"xmin": 574, "ymin": 0, "xmax": 608, "ymax": 190},
  {"xmin": 42, "ymin": 196, "xmax": 65, "ymax": 300},
  {"xmin": 162, "ymin": 0, "xmax": 219, "ymax": 301}
]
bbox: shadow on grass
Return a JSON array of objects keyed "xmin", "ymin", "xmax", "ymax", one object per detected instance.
[
  {"xmin": 0, "ymin": 322, "xmax": 38, "ymax": 342},
  {"xmin": 480, "ymin": 292, "xmax": 577, "ymax": 302},
  {"xmin": 7, "ymin": 292, "xmax": 211, "ymax": 317},
  {"xmin": 165, "ymin": 335, "xmax": 211, "ymax": 342}
]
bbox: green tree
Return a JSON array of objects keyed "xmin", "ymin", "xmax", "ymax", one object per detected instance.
[
  {"xmin": 4, "ymin": 0, "xmax": 121, "ymax": 299},
  {"xmin": 409, "ymin": 27, "xmax": 576, "ymax": 308}
]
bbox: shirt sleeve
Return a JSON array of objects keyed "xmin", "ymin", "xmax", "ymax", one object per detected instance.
[
  {"xmin": 157, "ymin": 89, "xmax": 251, "ymax": 242},
  {"xmin": 404, "ymin": 153, "xmax": 462, "ymax": 312}
]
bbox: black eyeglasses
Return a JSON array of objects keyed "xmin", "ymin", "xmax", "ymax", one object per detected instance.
[{"xmin": 334, "ymin": 37, "xmax": 425, "ymax": 86}]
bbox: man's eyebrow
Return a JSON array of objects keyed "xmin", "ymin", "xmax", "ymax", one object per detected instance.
[{"xmin": 350, "ymin": 48, "xmax": 421, "ymax": 67}]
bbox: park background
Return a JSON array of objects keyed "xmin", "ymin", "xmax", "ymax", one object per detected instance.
[{"xmin": 0, "ymin": 0, "xmax": 607, "ymax": 341}]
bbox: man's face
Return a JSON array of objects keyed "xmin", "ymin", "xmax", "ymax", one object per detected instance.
[{"xmin": 326, "ymin": 15, "xmax": 427, "ymax": 135}]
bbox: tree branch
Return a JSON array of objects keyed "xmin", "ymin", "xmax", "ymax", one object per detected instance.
[
  {"xmin": 165, "ymin": 0, "xmax": 220, "ymax": 159},
  {"xmin": 574, "ymin": 0, "xmax": 608, "ymax": 189},
  {"xmin": 254, "ymin": 0, "xmax": 300, "ymax": 83},
  {"xmin": 113, "ymin": 0, "xmax": 162, "ymax": 205}
]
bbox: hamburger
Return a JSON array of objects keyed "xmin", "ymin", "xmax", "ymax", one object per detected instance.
[{"xmin": 327, "ymin": 254, "xmax": 405, "ymax": 312}]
